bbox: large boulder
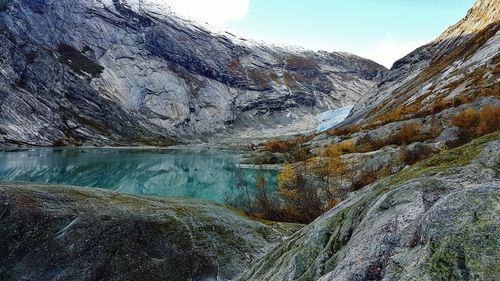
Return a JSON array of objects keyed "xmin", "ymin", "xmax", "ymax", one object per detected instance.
[{"xmin": 0, "ymin": 184, "xmax": 301, "ymax": 281}]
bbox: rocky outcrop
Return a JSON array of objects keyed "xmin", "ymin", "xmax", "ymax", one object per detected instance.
[
  {"xmin": 0, "ymin": 183, "xmax": 302, "ymax": 281},
  {"xmin": 237, "ymin": 132, "xmax": 500, "ymax": 281},
  {"xmin": 0, "ymin": 0, "xmax": 385, "ymax": 146}
]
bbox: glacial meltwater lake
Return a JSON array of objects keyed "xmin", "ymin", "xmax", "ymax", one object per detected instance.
[{"xmin": 0, "ymin": 148, "xmax": 278, "ymax": 203}]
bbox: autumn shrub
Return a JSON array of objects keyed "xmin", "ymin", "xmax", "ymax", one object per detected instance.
[
  {"xmin": 356, "ymin": 121, "xmax": 442, "ymax": 154},
  {"xmin": 477, "ymin": 105, "xmax": 500, "ymax": 135},
  {"xmin": 263, "ymin": 135, "xmax": 314, "ymax": 155},
  {"xmin": 264, "ymin": 140, "xmax": 295, "ymax": 153},
  {"xmin": 478, "ymin": 83, "xmax": 500, "ymax": 97},
  {"xmin": 453, "ymin": 108, "xmax": 481, "ymax": 141},
  {"xmin": 293, "ymin": 134, "xmax": 315, "ymax": 144},
  {"xmin": 452, "ymin": 105, "xmax": 500, "ymax": 143},
  {"xmin": 430, "ymin": 99, "xmax": 447, "ymax": 114},
  {"xmin": 327, "ymin": 124, "xmax": 362, "ymax": 136},
  {"xmin": 322, "ymin": 140, "xmax": 356, "ymax": 157},
  {"xmin": 355, "ymin": 134, "xmax": 387, "ymax": 153},
  {"xmin": 272, "ymin": 164, "xmax": 324, "ymax": 223},
  {"xmin": 245, "ymin": 157, "xmax": 350, "ymax": 223},
  {"xmin": 389, "ymin": 122, "xmax": 424, "ymax": 145}
]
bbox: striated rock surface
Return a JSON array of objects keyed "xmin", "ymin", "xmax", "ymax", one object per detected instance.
[
  {"xmin": 0, "ymin": 183, "xmax": 302, "ymax": 281},
  {"xmin": 0, "ymin": 0, "xmax": 385, "ymax": 146},
  {"xmin": 237, "ymin": 132, "xmax": 500, "ymax": 281}
]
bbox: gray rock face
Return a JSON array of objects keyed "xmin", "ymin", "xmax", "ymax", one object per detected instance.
[
  {"xmin": 0, "ymin": 0, "xmax": 385, "ymax": 146},
  {"xmin": 0, "ymin": 183, "xmax": 302, "ymax": 281},
  {"xmin": 237, "ymin": 132, "xmax": 500, "ymax": 281}
]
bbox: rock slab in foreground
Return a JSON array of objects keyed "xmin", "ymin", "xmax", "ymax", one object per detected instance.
[{"xmin": 0, "ymin": 184, "xmax": 301, "ymax": 281}]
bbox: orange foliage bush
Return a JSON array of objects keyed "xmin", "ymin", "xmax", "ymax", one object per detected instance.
[
  {"xmin": 390, "ymin": 122, "xmax": 424, "ymax": 145},
  {"xmin": 355, "ymin": 121, "xmax": 442, "ymax": 153},
  {"xmin": 293, "ymin": 134, "xmax": 315, "ymax": 144},
  {"xmin": 478, "ymin": 105, "xmax": 500, "ymax": 134},
  {"xmin": 453, "ymin": 105, "xmax": 500, "ymax": 142},
  {"xmin": 264, "ymin": 140, "xmax": 295, "ymax": 153},
  {"xmin": 322, "ymin": 140, "xmax": 356, "ymax": 157},
  {"xmin": 326, "ymin": 125, "xmax": 362, "ymax": 136}
]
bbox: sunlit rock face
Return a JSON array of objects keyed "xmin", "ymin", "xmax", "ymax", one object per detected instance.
[{"xmin": 0, "ymin": 0, "xmax": 385, "ymax": 146}]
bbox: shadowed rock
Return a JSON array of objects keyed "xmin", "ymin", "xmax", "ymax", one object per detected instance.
[{"xmin": 0, "ymin": 183, "xmax": 302, "ymax": 281}]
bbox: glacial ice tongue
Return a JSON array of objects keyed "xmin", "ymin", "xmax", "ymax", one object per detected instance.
[{"xmin": 316, "ymin": 106, "xmax": 354, "ymax": 132}]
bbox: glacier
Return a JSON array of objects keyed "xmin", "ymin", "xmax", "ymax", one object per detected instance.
[{"xmin": 316, "ymin": 106, "xmax": 354, "ymax": 132}]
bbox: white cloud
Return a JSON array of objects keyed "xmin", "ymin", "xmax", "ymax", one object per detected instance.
[
  {"xmin": 158, "ymin": 1, "xmax": 428, "ymax": 68},
  {"xmin": 353, "ymin": 38, "xmax": 429, "ymax": 68},
  {"xmin": 165, "ymin": 0, "xmax": 250, "ymax": 27}
]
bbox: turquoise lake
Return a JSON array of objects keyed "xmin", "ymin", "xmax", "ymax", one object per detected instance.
[{"xmin": 0, "ymin": 148, "xmax": 278, "ymax": 203}]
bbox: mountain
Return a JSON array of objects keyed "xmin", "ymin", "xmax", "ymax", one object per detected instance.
[
  {"xmin": 294, "ymin": 0, "xmax": 499, "ymax": 180},
  {"xmin": 0, "ymin": 0, "xmax": 385, "ymax": 146},
  {"xmin": 238, "ymin": 1, "xmax": 499, "ymax": 278},
  {"xmin": 0, "ymin": 1, "xmax": 499, "ymax": 280},
  {"xmin": 344, "ymin": 0, "xmax": 499, "ymax": 126}
]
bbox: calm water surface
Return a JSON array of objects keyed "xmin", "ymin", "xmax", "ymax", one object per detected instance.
[{"xmin": 0, "ymin": 148, "xmax": 277, "ymax": 203}]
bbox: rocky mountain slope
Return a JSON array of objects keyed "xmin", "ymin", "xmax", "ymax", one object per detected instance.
[
  {"xmin": 288, "ymin": 0, "xmax": 500, "ymax": 187},
  {"xmin": 238, "ymin": 132, "xmax": 500, "ymax": 281},
  {"xmin": 0, "ymin": 0, "xmax": 385, "ymax": 146},
  {"xmin": 344, "ymin": 0, "xmax": 499, "ymax": 126}
]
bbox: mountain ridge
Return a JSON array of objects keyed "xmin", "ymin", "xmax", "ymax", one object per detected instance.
[
  {"xmin": 0, "ymin": 0, "xmax": 385, "ymax": 146},
  {"xmin": 345, "ymin": 0, "xmax": 499, "ymax": 125}
]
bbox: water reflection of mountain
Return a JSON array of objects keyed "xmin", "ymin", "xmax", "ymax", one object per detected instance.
[{"xmin": 0, "ymin": 148, "xmax": 277, "ymax": 202}]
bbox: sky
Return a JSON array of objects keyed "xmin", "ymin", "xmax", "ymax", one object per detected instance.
[{"xmin": 166, "ymin": 0, "xmax": 476, "ymax": 68}]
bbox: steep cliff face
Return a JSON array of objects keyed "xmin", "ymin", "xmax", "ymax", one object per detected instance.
[
  {"xmin": 345, "ymin": 0, "xmax": 499, "ymax": 126},
  {"xmin": 0, "ymin": 0, "xmax": 385, "ymax": 146}
]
